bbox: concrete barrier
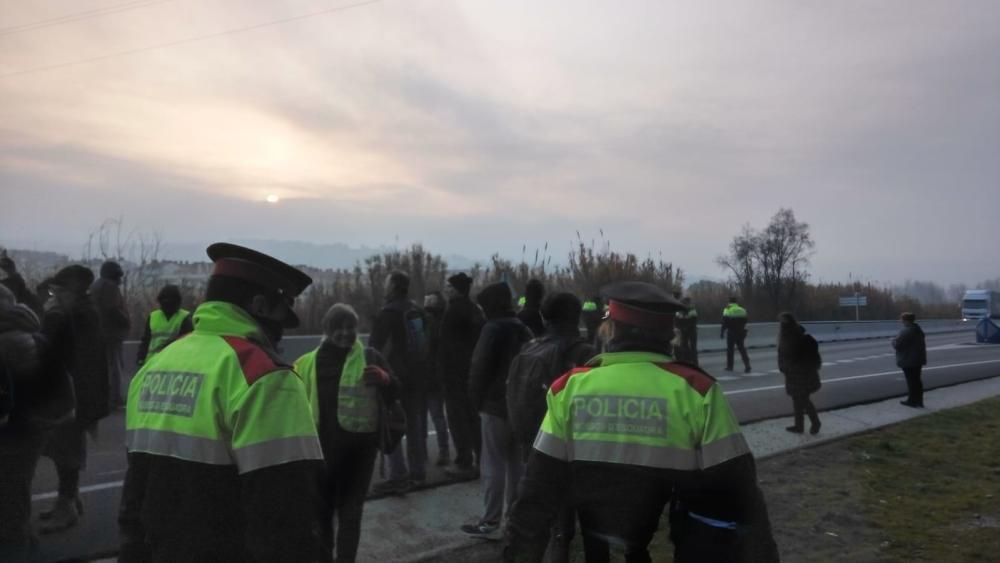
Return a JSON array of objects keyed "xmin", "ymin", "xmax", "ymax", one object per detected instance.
[{"xmin": 121, "ymin": 319, "xmax": 973, "ymax": 371}]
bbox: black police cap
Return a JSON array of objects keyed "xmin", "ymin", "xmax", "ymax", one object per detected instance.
[
  {"xmin": 600, "ymin": 281, "xmax": 686, "ymax": 329},
  {"xmin": 206, "ymin": 243, "xmax": 312, "ymax": 298}
]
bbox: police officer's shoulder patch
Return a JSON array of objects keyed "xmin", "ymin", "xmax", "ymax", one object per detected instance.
[
  {"xmin": 221, "ymin": 336, "xmax": 290, "ymax": 385},
  {"xmin": 549, "ymin": 367, "xmax": 592, "ymax": 396},
  {"xmin": 657, "ymin": 361, "xmax": 716, "ymax": 396}
]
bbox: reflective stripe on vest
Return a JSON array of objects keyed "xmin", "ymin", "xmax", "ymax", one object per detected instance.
[
  {"xmin": 294, "ymin": 340, "xmax": 378, "ymax": 433},
  {"xmin": 147, "ymin": 308, "xmax": 190, "ymax": 361},
  {"xmin": 535, "ymin": 351, "xmax": 749, "ymax": 471}
]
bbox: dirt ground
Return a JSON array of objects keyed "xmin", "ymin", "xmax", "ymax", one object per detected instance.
[{"xmin": 432, "ymin": 396, "xmax": 1000, "ymax": 562}]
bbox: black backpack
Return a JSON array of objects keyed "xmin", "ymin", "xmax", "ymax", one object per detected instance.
[{"xmin": 506, "ymin": 335, "xmax": 585, "ymax": 447}]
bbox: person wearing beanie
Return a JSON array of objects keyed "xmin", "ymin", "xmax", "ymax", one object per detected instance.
[
  {"xmin": 39, "ymin": 264, "xmax": 108, "ymax": 534},
  {"xmin": 136, "ymin": 284, "xmax": 193, "ymax": 367},
  {"xmin": 90, "ymin": 261, "xmax": 130, "ymax": 409},
  {"xmin": 118, "ymin": 243, "xmax": 324, "ymax": 562},
  {"xmin": 440, "ymin": 272, "xmax": 486, "ymax": 479},
  {"xmin": 461, "ymin": 282, "xmax": 533, "ymax": 539},
  {"xmin": 517, "ymin": 279, "xmax": 546, "ymax": 338}
]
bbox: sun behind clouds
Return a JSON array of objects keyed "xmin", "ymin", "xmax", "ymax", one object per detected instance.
[{"xmin": 265, "ymin": 194, "xmax": 280, "ymax": 204}]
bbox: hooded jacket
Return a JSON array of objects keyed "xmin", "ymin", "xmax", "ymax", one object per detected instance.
[{"xmin": 468, "ymin": 283, "xmax": 532, "ymax": 418}]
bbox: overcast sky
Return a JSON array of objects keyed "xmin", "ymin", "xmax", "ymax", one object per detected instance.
[{"xmin": 1, "ymin": 0, "xmax": 998, "ymax": 286}]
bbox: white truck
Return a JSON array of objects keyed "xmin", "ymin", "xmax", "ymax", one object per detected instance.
[{"xmin": 961, "ymin": 289, "xmax": 1000, "ymax": 321}]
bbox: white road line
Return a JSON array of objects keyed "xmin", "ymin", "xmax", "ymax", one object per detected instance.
[
  {"xmin": 32, "ymin": 359, "xmax": 1000, "ymax": 501},
  {"xmin": 724, "ymin": 359, "xmax": 1000, "ymax": 396},
  {"xmin": 32, "ymin": 480, "xmax": 124, "ymax": 502}
]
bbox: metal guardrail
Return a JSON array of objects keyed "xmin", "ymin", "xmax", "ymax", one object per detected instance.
[{"xmin": 121, "ymin": 319, "xmax": 973, "ymax": 369}]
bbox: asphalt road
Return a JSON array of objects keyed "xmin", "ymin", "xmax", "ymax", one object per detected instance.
[{"xmin": 26, "ymin": 329, "xmax": 1000, "ymax": 562}]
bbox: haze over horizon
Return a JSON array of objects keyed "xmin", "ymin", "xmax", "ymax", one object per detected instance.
[{"xmin": 2, "ymin": 1, "xmax": 998, "ymax": 287}]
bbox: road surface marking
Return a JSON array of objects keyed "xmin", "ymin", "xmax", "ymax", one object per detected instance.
[
  {"xmin": 32, "ymin": 480, "xmax": 123, "ymax": 502},
  {"xmin": 724, "ymin": 359, "xmax": 1000, "ymax": 396},
  {"xmin": 32, "ymin": 359, "xmax": 1000, "ymax": 501}
]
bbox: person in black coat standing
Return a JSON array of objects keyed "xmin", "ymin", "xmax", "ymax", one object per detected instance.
[
  {"xmin": 462, "ymin": 282, "xmax": 532, "ymax": 539},
  {"xmin": 893, "ymin": 312, "xmax": 927, "ymax": 408},
  {"xmin": 441, "ymin": 273, "xmax": 486, "ymax": 479},
  {"xmin": 777, "ymin": 313, "xmax": 822, "ymax": 434},
  {"xmin": 40, "ymin": 265, "xmax": 109, "ymax": 532}
]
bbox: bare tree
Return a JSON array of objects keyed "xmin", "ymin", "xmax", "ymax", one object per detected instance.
[{"xmin": 716, "ymin": 209, "xmax": 814, "ymax": 316}]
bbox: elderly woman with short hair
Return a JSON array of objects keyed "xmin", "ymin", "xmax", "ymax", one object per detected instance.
[{"xmin": 294, "ymin": 304, "xmax": 397, "ymax": 563}]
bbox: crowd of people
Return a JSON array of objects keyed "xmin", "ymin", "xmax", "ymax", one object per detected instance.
[{"xmin": 0, "ymin": 244, "xmax": 929, "ymax": 563}]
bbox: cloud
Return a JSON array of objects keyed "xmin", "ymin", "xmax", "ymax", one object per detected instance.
[{"xmin": 1, "ymin": 0, "xmax": 998, "ymax": 285}]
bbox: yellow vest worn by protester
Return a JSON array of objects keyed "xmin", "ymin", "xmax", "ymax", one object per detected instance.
[
  {"xmin": 723, "ymin": 304, "xmax": 748, "ymax": 319},
  {"xmin": 126, "ymin": 301, "xmax": 323, "ymax": 474},
  {"xmin": 294, "ymin": 340, "xmax": 379, "ymax": 433},
  {"xmin": 146, "ymin": 308, "xmax": 190, "ymax": 362},
  {"xmin": 534, "ymin": 351, "xmax": 749, "ymax": 470}
]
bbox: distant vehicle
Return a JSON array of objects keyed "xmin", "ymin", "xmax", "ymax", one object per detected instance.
[{"xmin": 961, "ymin": 289, "xmax": 1000, "ymax": 321}]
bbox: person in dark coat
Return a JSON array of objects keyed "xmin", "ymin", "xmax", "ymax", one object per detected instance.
[
  {"xmin": 423, "ymin": 291, "xmax": 450, "ymax": 466},
  {"xmin": 441, "ymin": 272, "xmax": 486, "ymax": 479},
  {"xmin": 777, "ymin": 313, "xmax": 822, "ymax": 434},
  {"xmin": 517, "ymin": 279, "xmax": 546, "ymax": 338},
  {"xmin": 1, "ymin": 254, "xmax": 43, "ymax": 317},
  {"xmin": 674, "ymin": 296, "xmax": 699, "ymax": 365},
  {"xmin": 461, "ymin": 282, "xmax": 533, "ymax": 539},
  {"xmin": 368, "ymin": 271, "xmax": 428, "ymax": 493},
  {"xmin": 0, "ymin": 284, "xmax": 71, "ymax": 562},
  {"xmin": 90, "ymin": 261, "xmax": 129, "ymax": 409},
  {"xmin": 893, "ymin": 312, "xmax": 927, "ymax": 408},
  {"xmin": 40, "ymin": 265, "xmax": 109, "ymax": 533},
  {"xmin": 532, "ymin": 292, "xmax": 601, "ymax": 563},
  {"xmin": 295, "ymin": 304, "xmax": 397, "ymax": 563}
]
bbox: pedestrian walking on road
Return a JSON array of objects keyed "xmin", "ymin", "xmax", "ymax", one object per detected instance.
[
  {"xmin": 118, "ymin": 243, "xmax": 325, "ymax": 562},
  {"xmin": 893, "ymin": 312, "xmax": 927, "ymax": 408},
  {"xmin": 777, "ymin": 313, "xmax": 822, "ymax": 434},
  {"xmin": 505, "ymin": 282, "xmax": 779, "ymax": 563},
  {"xmin": 39, "ymin": 265, "xmax": 109, "ymax": 534},
  {"xmin": 462, "ymin": 282, "xmax": 533, "ymax": 540},
  {"xmin": 90, "ymin": 261, "xmax": 130, "ymax": 409},
  {"xmin": 721, "ymin": 297, "xmax": 751, "ymax": 373},
  {"xmin": 369, "ymin": 271, "xmax": 430, "ymax": 494},
  {"xmin": 294, "ymin": 304, "xmax": 397, "ymax": 563},
  {"xmin": 441, "ymin": 272, "xmax": 486, "ymax": 479}
]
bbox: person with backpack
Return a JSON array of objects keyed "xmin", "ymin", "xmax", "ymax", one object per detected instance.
[
  {"xmin": 0, "ymin": 284, "xmax": 72, "ymax": 562},
  {"xmin": 777, "ymin": 313, "xmax": 822, "ymax": 434},
  {"xmin": 369, "ymin": 271, "xmax": 429, "ymax": 494},
  {"xmin": 506, "ymin": 292, "xmax": 599, "ymax": 562},
  {"xmin": 462, "ymin": 282, "xmax": 533, "ymax": 539},
  {"xmin": 293, "ymin": 304, "xmax": 397, "ymax": 563}
]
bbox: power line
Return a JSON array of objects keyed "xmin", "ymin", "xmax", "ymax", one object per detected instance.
[
  {"xmin": 0, "ymin": 0, "xmax": 383, "ymax": 79},
  {"xmin": 0, "ymin": 0, "xmax": 171, "ymax": 37}
]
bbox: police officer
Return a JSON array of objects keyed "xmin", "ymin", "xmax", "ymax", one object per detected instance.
[
  {"xmin": 135, "ymin": 284, "xmax": 192, "ymax": 367},
  {"xmin": 119, "ymin": 243, "xmax": 326, "ymax": 562},
  {"xmin": 674, "ymin": 296, "xmax": 699, "ymax": 365},
  {"xmin": 721, "ymin": 296, "xmax": 752, "ymax": 373},
  {"xmin": 505, "ymin": 282, "xmax": 778, "ymax": 563}
]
